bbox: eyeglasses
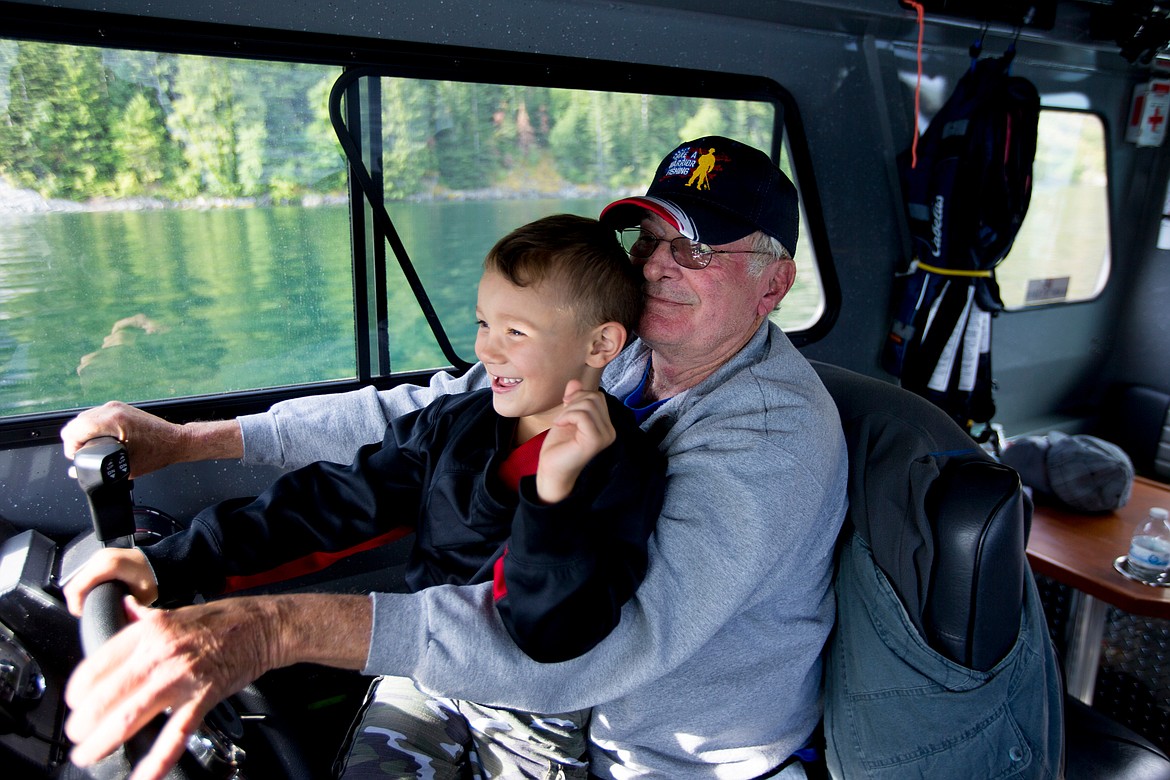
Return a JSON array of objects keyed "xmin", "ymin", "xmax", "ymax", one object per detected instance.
[{"xmin": 617, "ymin": 227, "xmax": 769, "ymax": 270}]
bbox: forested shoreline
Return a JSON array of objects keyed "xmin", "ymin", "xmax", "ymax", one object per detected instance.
[{"xmin": 0, "ymin": 38, "xmax": 773, "ymax": 208}]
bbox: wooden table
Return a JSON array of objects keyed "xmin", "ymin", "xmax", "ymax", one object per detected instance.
[{"xmin": 1026, "ymin": 476, "xmax": 1170, "ymax": 704}]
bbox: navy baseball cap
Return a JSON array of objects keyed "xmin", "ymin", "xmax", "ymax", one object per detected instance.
[{"xmin": 600, "ymin": 136, "xmax": 799, "ymax": 254}]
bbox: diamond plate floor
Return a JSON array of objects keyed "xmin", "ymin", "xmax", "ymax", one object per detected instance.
[{"xmin": 1036, "ymin": 573, "xmax": 1170, "ymax": 752}]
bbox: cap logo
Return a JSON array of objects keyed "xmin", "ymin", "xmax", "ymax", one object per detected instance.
[
  {"xmin": 600, "ymin": 136, "xmax": 797, "ymax": 251},
  {"xmin": 662, "ymin": 144, "xmax": 724, "ymax": 191}
]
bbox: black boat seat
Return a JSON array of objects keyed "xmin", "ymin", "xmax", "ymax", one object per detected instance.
[{"xmin": 810, "ymin": 361, "xmax": 1170, "ymax": 780}]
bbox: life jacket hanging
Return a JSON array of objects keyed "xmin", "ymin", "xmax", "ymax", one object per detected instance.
[{"xmin": 882, "ymin": 34, "xmax": 1040, "ymax": 439}]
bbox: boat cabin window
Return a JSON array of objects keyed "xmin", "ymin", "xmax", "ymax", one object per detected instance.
[
  {"xmin": 0, "ymin": 41, "xmax": 353, "ymax": 419},
  {"xmin": 997, "ymin": 108, "xmax": 1111, "ymax": 309},
  {"xmin": 0, "ymin": 32, "xmax": 831, "ymax": 428}
]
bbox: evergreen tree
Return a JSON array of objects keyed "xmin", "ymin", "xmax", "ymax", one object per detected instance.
[
  {"xmin": 111, "ymin": 91, "xmax": 173, "ymax": 195},
  {"xmin": 305, "ymin": 71, "xmax": 348, "ymax": 193},
  {"xmin": 166, "ymin": 56, "xmax": 257, "ymax": 197},
  {"xmin": 378, "ymin": 77, "xmax": 438, "ymax": 198},
  {"xmin": 431, "ymin": 80, "xmax": 484, "ymax": 191},
  {"xmin": 0, "ymin": 41, "xmax": 116, "ymax": 198}
]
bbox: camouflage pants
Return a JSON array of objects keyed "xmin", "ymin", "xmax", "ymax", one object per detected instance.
[{"xmin": 335, "ymin": 676, "xmax": 591, "ymax": 779}]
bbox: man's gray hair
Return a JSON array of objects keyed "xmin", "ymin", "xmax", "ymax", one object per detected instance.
[{"xmin": 747, "ymin": 231, "xmax": 793, "ymax": 276}]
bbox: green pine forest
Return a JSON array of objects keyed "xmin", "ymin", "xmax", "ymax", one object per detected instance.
[{"xmin": 0, "ymin": 39, "xmax": 776, "ymax": 205}]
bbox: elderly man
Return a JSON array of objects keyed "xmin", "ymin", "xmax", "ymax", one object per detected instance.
[{"xmin": 63, "ymin": 136, "xmax": 847, "ymax": 780}]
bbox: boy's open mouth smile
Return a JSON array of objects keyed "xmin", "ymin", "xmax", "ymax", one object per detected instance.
[{"xmin": 491, "ymin": 374, "xmax": 522, "ymax": 391}]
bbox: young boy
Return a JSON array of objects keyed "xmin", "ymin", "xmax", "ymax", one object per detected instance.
[{"xmin": 66, "ymin": 213, "xmax": 665, "ymax": 779}]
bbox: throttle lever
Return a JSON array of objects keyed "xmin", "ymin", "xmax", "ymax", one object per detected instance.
[
  {"xmin": 71, "ymin": 443, "xmax": 244, "ymax": 777},
  {"xmin": 70, "ymin": 436, "xmax": 135, "ymax": 548},
  {"xmin": 70, "ymin": 440, "xmax": 177, "ymax": 773},
  {"xmin": 80, "ymin": 580, "xmax": 173, "ymax": 771}
]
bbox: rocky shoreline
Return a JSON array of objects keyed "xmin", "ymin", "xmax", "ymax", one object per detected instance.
[
  {"xmin": 0, "ymin": 179, "xmax": 624, "ymax": 215},
  {"xmin": 0, "ymin": 179, "xmax": 350, "ymax": 215}
]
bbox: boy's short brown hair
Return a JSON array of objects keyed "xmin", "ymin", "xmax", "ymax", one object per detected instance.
[{"xmin": 484, "ymin": 214, "xmax": 643, "ymax": 341}]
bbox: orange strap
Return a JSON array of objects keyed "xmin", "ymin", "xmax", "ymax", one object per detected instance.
[{"xmin": 908, "ymin": 1, "xmax": 926, "ymax": 168}]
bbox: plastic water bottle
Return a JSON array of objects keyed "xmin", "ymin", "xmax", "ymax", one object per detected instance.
[{"xmin": 1127, "ymin": 507, "xmax": 1170, "ymax": 580}]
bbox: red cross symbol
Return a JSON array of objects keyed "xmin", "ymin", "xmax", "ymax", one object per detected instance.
[{"xmin": 1148, "ymin": 105, "xmax": 1166, "ymax": 133}]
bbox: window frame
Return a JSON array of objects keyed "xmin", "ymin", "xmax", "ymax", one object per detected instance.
[{"xmin": 0, "ymin": 1, "xmax": 839, "ymax": 447}]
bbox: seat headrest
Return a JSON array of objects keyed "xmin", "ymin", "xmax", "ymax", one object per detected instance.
[{"xmin": 811, "ymin": 361, "xmax": 1026, "ymax": 669}]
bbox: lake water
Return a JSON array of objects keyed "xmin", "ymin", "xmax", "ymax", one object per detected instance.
[{"xmin": 0, "ymin": 199, "xmax": 821, "ymax": 417}]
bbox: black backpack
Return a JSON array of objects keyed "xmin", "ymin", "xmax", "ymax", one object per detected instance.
[{"xmin": 883, "ymin": 50, "xmax": 1040, "ymax": 438}]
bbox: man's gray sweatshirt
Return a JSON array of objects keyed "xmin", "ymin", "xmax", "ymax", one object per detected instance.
[{"xmin": 239, "ymin": 321, "xmax": 848, "ymax": 779}]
